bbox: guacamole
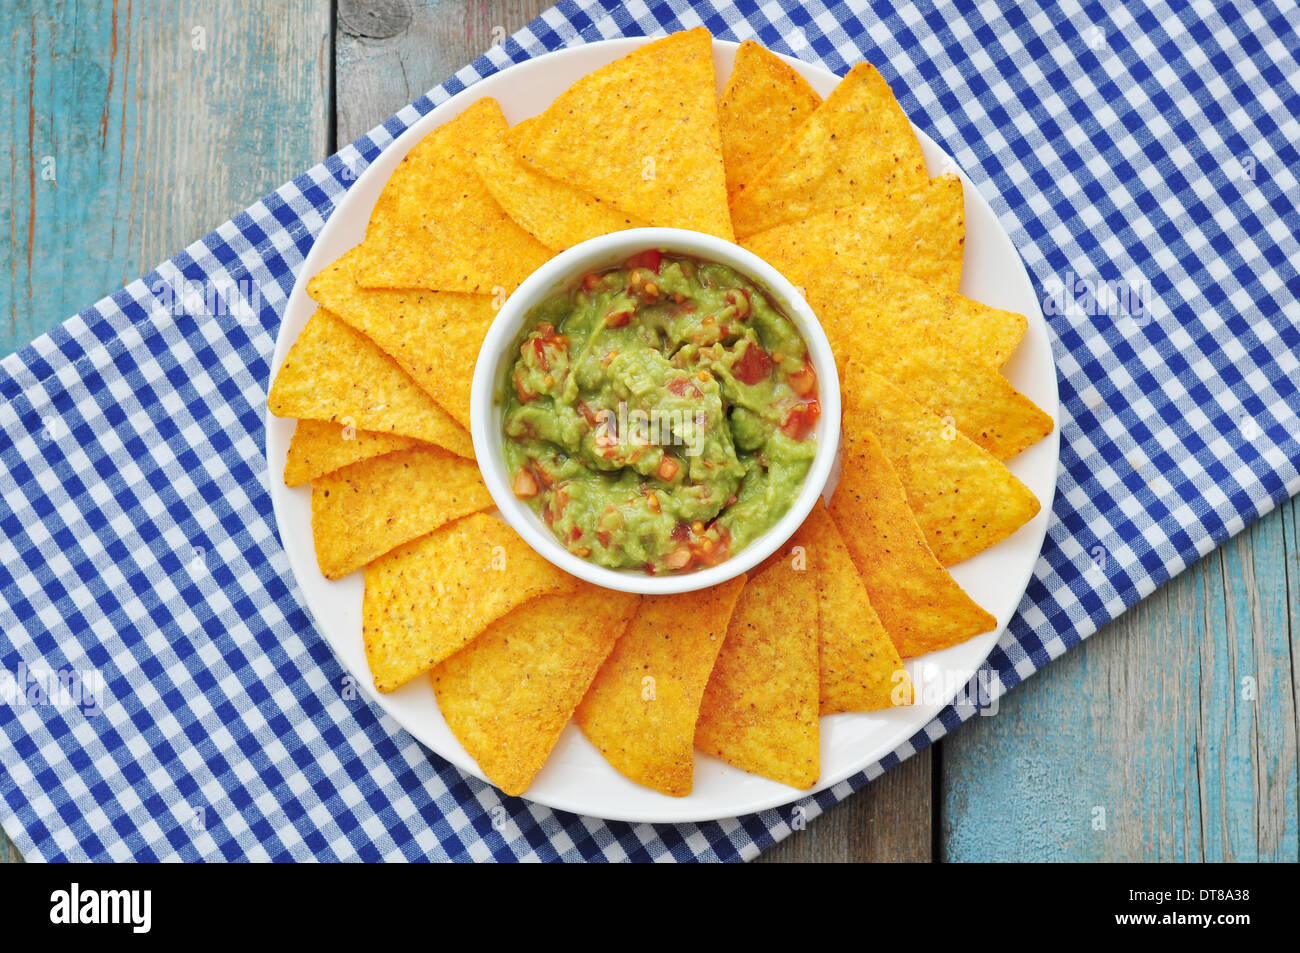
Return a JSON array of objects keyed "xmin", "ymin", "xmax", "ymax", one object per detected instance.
[{"xmin": 500, "ymin": 249, "xmax": 820, "ymax": 574}]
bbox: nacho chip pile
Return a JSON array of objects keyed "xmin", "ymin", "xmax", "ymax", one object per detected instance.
[{"xmin": 267, "ymin": 29, "xmax": 1053, "ymax": 799}]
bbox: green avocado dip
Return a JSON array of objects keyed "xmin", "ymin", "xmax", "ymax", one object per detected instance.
[{"xmin": 499, "ymin": 249, "xmax": 821, "ymax": 575}]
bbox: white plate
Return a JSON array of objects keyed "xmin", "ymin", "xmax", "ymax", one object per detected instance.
[{"xmin": 265, "ymin": 38, "xmax": 1061, "ymax": 824}]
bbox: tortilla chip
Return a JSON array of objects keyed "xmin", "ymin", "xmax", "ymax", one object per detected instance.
[
  {"xmin": 770, "ymin": 502, "xmax": 911, "ymax": 713},
  {"xmin": 730, "ymin": 62, "xmax": 927, "ymax": 239},
  {"xmin": 829, "ymin": 427, "xmax": 996, "ymax": 656},
  {"xmin": 695, "ymin": 560, "xmax": 820, "ymax": 788},
  {"xmin": 353, "ymin": 97, "xmax": 551, "ymax": 293},
  {"xmin": 574, "ymin": 576, "xmax": 747, "ymax": 797},
  {"xmin": 517, "ymin": 28, "xmax": 733, "ymax": 240},
  {"xmin": 841, "ymin": 361, "xmax": 1041, "ymax": 565},
  {"xmin": 283, "ymin": 419, "xmax": 419, "ymax": 487},
  {"xmin": 432, "ymin": 586, "xmax": 641, "ymax": 797},
  {"xmin": 472, "ymin": 118, "xmax": 646, "ymax": 251},
  {"xmin": 870, "ymin": 344, "xmax": 1053, "ymax": 461},
  {"xmin": 268, "ymin": 309, "xmax": 474, "ymax": 458},
  {"xmin": 804, "ymin": 270, "xmax": 1026, "ymax": 368},
  {"xmin": 311, "ymin": 446, "xmax": 493, "ymax": 579},
  {"xmin": 743, "ymin": 175, "xmax": 964, "ymax": 292},
  {"xmin": 363, "ymin": 513, "xmax": 583, "ymax": 691},
  {"xmin": 816, "ymin": 283, "xmax": 1051, "ymax": 460},
  {"xmin": 719, "ymin": 39, "xmax": 822, "ymax": 201},
  {"xmin": 307, "ymin": 248, "xmax": 494, "ymax": 431}
]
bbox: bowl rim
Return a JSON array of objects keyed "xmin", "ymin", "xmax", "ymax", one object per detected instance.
[{"xmin": 469, "ymin": 226, "xmax": 842, "ymax": 596}]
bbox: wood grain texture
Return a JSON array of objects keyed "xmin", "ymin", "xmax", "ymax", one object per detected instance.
[
  {"xmin": 0, "ymin": 0, "xmax": 331, "ymax": 357},
  {"xmin": 334, "ymin": 0, "xmax": 553, "ymax": 143},
  {"xmin": 0, "ymin": 825, "xmax": 22, "ymax": 864},
  {"xmin": 335, "ymin": 0, "xmax": 936, "ymax": 861},
  {"xmin": 0, "ymin": 0, "xmax": 331, "ymax": 860},
  {"xmin": 757, "ymin": 748, "xmax": 933, "ymax": 862},
  {"xmin": 4, "ymin": 0, "xmax": 1294, "ymax": 865},
  {"xmin": 941, "ymin": 494, "xmax": 1299, "ymax": 861}
]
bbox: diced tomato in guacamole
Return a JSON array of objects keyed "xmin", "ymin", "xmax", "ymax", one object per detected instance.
[{"xmin": 499, "ymin": 250, "xmax": 819, "ymax": 574}]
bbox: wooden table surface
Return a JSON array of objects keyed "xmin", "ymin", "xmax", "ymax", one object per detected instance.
[{"xmin": 2, "ymin": 0, "xmax": 1296, "ymax": 863}]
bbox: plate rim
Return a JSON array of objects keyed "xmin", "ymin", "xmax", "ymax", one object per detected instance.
[{"xmin": 264, "ymin": 35, "xmax": 1061, "ymax": 825}]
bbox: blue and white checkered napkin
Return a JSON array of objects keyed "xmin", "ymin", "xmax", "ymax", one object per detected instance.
[{"xmin": 1, "ymin": 0, "xmax": 1297, "ymax": 861}]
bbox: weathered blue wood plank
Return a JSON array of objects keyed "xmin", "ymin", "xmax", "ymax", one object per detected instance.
[
  {"xmin": 0, "ymin": 0, "xmax": 331, "ymax": 861},
  {"xmin": 941, "ymin": 495, "xmax": 1298, "ymax": 861},
  {"xmin": 1209, "ymin": 498, "xmax": 1297, "ymax": 859},
  {"xmin": 335, "ymin": 0, "xmax": 555, "ymax": 142},
  {"xmin": 5, "ymin": 0, "xmax": 1293, "ymax": 865},
  {"xmin": 0, "ymin": 0, "xmax": 332, "ymax": 358}
]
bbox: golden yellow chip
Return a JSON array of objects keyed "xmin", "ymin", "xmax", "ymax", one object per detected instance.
[
  {"xmin": 841, "ymin": 361, "xmax": 1041, "ymax": 565},
  {"xmin": 268, "ymin": 309, "xmax": 474, "ymax": 458},
  {"xmin": 829, "ymin": 428, "xmax": 996, "ymax": 657},
  {"xmin": 311, "ymin": 446, "xmax": 493, "ymax": 579},
  {"xmin": 695, "ymin": 560, "xmax": 820, "ymax": 788},
  {"xmin": 432, "ymin": 586, "xmax": 641, "ymax": 797},
  {"xmin": 815, "ymin": 283, "xmax": 1052, "ymax": 460},
  {"xmin": 870, "ymin": 345, "xmax": 1053, "ymax": 461},
  {"xmin": 719, "ymin": 39, "xmax": 822, "ymax": 201},
  {"xmin": 354, "ymin": 97, "xmax": 551, "ymax": 293},
  {"xmin": 307, "ymin": 248, "xmax": 494, "ymax": 431},
  {"xmin": 517, "ymin": 28, "xmax": 733, "ymax": 239},
  {"xmin": 771, "ymin": 502, "xmax": 912, "ymax": 713},
  {"xmin": 730, "ymin": 62, "xmax": 927, "ymax": 238},
  {"xmin": 743, "ymin": 175, "xmax": 964, "ymax": 292},
  {"xmin": 283, "ymin": 419, "xmax": 419, "ymax": 488},
  {"xmin": 804, "ymin": 270, "xmax": 1026, "ymax": 368},
  {"xmin": 363, "ymin": 513, "xmax": 583, "ymax": 691},
  {"xmin": 574, "ymin": 576, "xmax": 747, "ymax": 797},
  {"xmin": 472, "ymin": 118, "xmax": 646, "ymax": 251}
]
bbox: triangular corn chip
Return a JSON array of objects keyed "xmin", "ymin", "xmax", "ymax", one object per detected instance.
[
  {"xmin": 743, "ymin": 175, "xmax": 964, "ymax": 292},
  {"xmin": 311, "ymin": 446, "xmax": 493, "ymax": 579},
  {"xmin": 840, "ymin": 361, "xmax": 1041, "ymax": 564},
  {"xmin": 432, "ymin": 586, "xmax": 641, "ymax": 797},
  {"xmin": 363, "ymin": 514, "xmax": 582, "ymax": 691},
  {"xmin": 307, "ymin": 248, "xmax": 495, "ymax": 431},
  {"xmin": 574, "ymin": 576, "xmax": 747, "ymax": 797},
  {"xmin": 804, "ymin": 270, "xmax": 1026, "ymax": 368},
  {"xmin": 730, "ymin": 62, "xmax": 927, "ymax": 238},
  {"xmin": 695, "ymin": 560, "xmax": 820, "ymax": 788},
  {"xmin": 268, "ymin": 309, "xmax": 474, "ymax": 458},
  {"xmin": 472, "ymin": 118, "xmax": 646, "ymax": 251},
  {"xmin": 719, "ymin": 39, "xmax": 822, "ymax": 201},
  {"xmin": 517, "ymin": 29, "xmax": 733, "ymax": 239},
  {"xmin": 828, "ymin": 428, "xmax": 996, "ymax": 657},
  {"xmin": 354, "ymin": 97, "xmax": 551, "ymax": 293},
  {"xmin": 818, "ymin": 286, "xmax": 1051, "ymax": 459},
  {"xmin": 771, "ymin": 502, "xmax": 912, "ymax": 713},
  {"xmin": 283, "ymin": 419, "xmax": 419, "ymax": 487}
]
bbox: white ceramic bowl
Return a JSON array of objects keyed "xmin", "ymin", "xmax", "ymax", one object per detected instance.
[
  {"xmin": 469, "ymin": 227, "xmax": 841, "ymax": 595},
  {"xmin": 268, "ymin": 39, "xmax": 1058, "ymax": 822}
]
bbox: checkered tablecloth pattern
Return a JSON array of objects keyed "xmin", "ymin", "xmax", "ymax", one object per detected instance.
[{"xmin": 1, "ymin": 0, "xmax": 1296, "ymax": 861}]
